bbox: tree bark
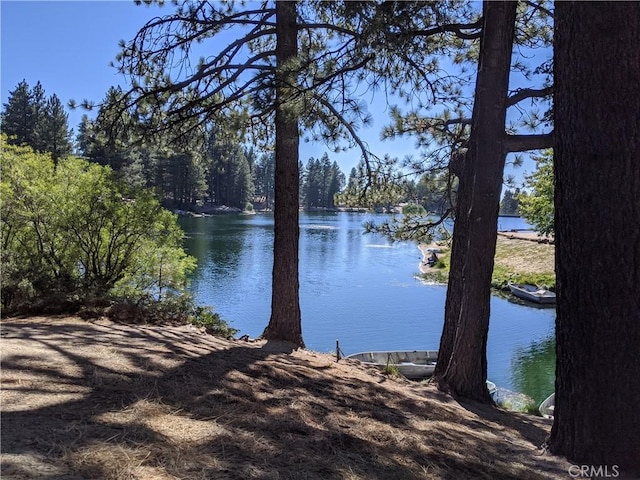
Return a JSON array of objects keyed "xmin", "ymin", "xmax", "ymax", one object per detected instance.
[
  {"xmin": 550, "ymin": 2, "xmax": 640, "ymax": 472},
  {"xmin": 262, "ymin": 0, "xmax": 304, "ymax": 348},
  {"xmin": 434, "ymin": 1, "xmax": 516, "ymax": 402}
]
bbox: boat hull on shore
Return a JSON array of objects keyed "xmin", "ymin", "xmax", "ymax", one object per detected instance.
[
  {"xmin": 508, "ymin": 282, "xmax": 556, "ymax": 304},
  {"xmin": 346, "ymin": 350, "xmax": 438, "ymax": 380},
  {"xmin": 539, "ymin": 392, "xmax": 555, "ymax": 419}
]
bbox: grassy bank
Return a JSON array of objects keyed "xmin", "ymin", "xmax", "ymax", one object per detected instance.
[{"xmin": 420, "ymin": 236, "xmax": 556, "ymax": 291}]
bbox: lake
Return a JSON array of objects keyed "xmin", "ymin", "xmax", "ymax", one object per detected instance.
[{"xmin": 179, "ymin": 212, "xmax": 555, "ymax": 404}]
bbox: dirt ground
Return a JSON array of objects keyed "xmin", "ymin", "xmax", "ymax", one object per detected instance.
[{"xmin": 1, "ymin": 316, "xmax": 574, "ymax": 480}]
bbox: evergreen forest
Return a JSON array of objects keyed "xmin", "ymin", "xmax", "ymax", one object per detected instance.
[{"xmin": 2, "ymin": 81, "xmax": 351, "ymax": 213}]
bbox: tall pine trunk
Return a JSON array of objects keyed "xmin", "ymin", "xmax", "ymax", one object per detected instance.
[
  {"xmin": 550, "ymin": 2, "xmax": 640, "ymax": 472},
  {"xmin": 434, "ymin": 1, "xmax": 516, "ymax": 402},
  {"xmin": 262, "ymin": 0, "xmax": 304, "ymax": 348}
]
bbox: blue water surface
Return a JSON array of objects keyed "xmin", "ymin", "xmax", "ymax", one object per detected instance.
[{"xmin": 180, "ymin": 212, "xmax": 555, "ymax": 403}]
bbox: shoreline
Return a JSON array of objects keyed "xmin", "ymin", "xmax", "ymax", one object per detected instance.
[
  {"xmin": 417, "ymin": 243, "xmax": 446, "ymax": 275},
  {"xmin": 496, "ymin": 230, "xmax": 554, "ymax": 244},
  {"xmin": 417, "ymin": 235, "xmax": 556, "ymax": 288}
]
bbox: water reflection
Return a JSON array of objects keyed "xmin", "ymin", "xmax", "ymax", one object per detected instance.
[{"xmin": 510, "ymin": 335, "xmax": 556, "ymax": 405}]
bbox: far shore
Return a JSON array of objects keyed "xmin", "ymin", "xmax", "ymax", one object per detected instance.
[{"xmin": 418, "ymin": 233, "xmax": 556, "ymax": 289}]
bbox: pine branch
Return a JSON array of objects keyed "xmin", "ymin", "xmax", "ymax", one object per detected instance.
[
  {"xmin": 506, "ymin": 86, "xmax": 553, "ymax": 107},
  {"xmin": 406, "ymin": 18, "xmax": 483, "ymax": 40},
  {"xmin": 299, "ymin": 22, "xmax": 361, "ymax": 38},
  {"xmin": 504, "ymin": 132, "xmax": 554, "ymax": 152},
  {"xmin": 522, "ymin": 0, "xmax": 554, "ymax": 18},
  {"xmin": 311, "ymin": 92, "xmax": 374, "ymax": 173}
]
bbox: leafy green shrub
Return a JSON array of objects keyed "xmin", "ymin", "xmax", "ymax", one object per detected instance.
[
  {"xmin": 1, "ymin": 137, "xmax": 238, "ymax": 337},
  {"xmin": 107, "ymin": 292, "xmax": 237, "ymax": 337},
  {"xmin": 189, "ymin": 305, "xmax": 238, "ymax": 338},
  {"xmin": 1, "ymin": 137, "xmax": 194, "ymax": 315}
]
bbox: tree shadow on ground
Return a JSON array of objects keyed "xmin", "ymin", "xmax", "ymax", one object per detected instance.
[{"xmin": 1, "ymin": 317, "xmax": 572, "ymax": 479}]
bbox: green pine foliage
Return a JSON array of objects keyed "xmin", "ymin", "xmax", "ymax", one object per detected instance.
[
  {"xmin": 1, "ymin": 80, "xmax": 72, "ymax": 161},
  {"xmin": 75, "ymin": 106, "xmax": 264, "ymax": 211},
  {"xmin": 301, "ymin": 154, "xmax": 345, "ymax": 209},
  {"xmin": 74, "ymin": 92, "xmax": 349, "ymax": 213},
  {"xmin": 499, "ymin": 188, "xmax": 521, "ymax": 216},
  {"xmin": 335, "ymin": 157, "xmax": 406, "ymax": 212},
  {"xmin": 254, "ymin": 153, "xmax": 276, "ymax": 210},
  {"xmin": 1, "ymin": 80, "xmax": 34, "ymax": 146},
  {"xmin": 517, "ymin": 150, "xmax": 554, "ymax": 235}
]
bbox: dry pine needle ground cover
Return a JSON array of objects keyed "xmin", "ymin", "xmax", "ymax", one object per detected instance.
[{"xmin": 1, "ymin": 316, "xmax": 573, "ymax": 479}]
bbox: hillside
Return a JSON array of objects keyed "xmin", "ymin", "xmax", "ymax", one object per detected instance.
[{"xmin": 0, "ymin": 316, "xmax": 573, "ymax": 479}]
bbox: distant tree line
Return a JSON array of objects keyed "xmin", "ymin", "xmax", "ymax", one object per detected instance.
[
  {"xmin": 1, "ymin": 80, "xmax": 73, "ymax": 162},
  {"xmin": 499, "ymin": 188, "xmax": 520, "ymax": 216},
  {"xmin": 300, "ymin": 153, "xmax": 345, "ymax": 210},
  {"xmin": 0, "ymin": 79, "xmax": 548, "ymax": 221},
  {"xmin": 337, "ymin": 158, "xmax": 455, "ymax": 217},
  {"xmin": 75, "ymin": 87, "xmax": 260, "ymax": 211},
  {"xmin": 2, "ymin": 82, "xmax": 348, "ymax": 212}
]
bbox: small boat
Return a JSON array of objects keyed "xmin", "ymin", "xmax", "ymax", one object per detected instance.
[
  {"xmin": 486, "ymin": 380, "xmax": 497, "ymax": 399},
  {"xmin": 508, "ymin": 282, "xmax": 556, "ymax": 304},
  {"xmin": 539, "ymin": 392, "xmax": 555, "ymax": 419},
  {"xmin": 346, "ymin": 350, "xmax": 438, "ymax": 380}
]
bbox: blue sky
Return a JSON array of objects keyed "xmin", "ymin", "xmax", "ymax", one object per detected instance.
[
  {"xmin": 1, "ymin": 2, "xmax": 165, "ymax": 123},
  {"xmin": 1, "ymin": 1, "xmax": 537, "ymax": 184},
  {"xmin": 0, "ymin": 0, "xmax": 411, "ymax": 176}
]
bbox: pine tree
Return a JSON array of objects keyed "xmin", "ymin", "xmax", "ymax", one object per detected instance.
[
  {"xmin": 29, "ymin": 81, "xmax": 47, "ymax": 152},
  {"xmin": 304, "ymin": 157, "xmax": 322, "ymax": 208},
  {"xmin": 499, "ymin": 189, "xmax": 520, "ymax": 216},
  {"xmin": 232, "ymin": 153, "xmax": 254, "ymax": 210},
  {"xmin": 1, "ymin": 80, "xmax": 72, "ymax": 161},
  {"xmin": 326, "ymin": 161, "xmax": 345, "ymax": 209},
  {"xmin": 1, "ymin": 80, "xmax": 35, "ymax": 146},
  {"xmin": 76, "ymin": 114, "xmax": 95, "ymax": 158},
  {"xmin": 254, "ymin": 153, "xmax": 275, "ymax": 210},
  {"xmin": 36, "ymin": 94, "xmax": 72, "ymax": 162},
  {"xmin": 551, "ymin": 2, "xmax": 640, "ymax": 472}
]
